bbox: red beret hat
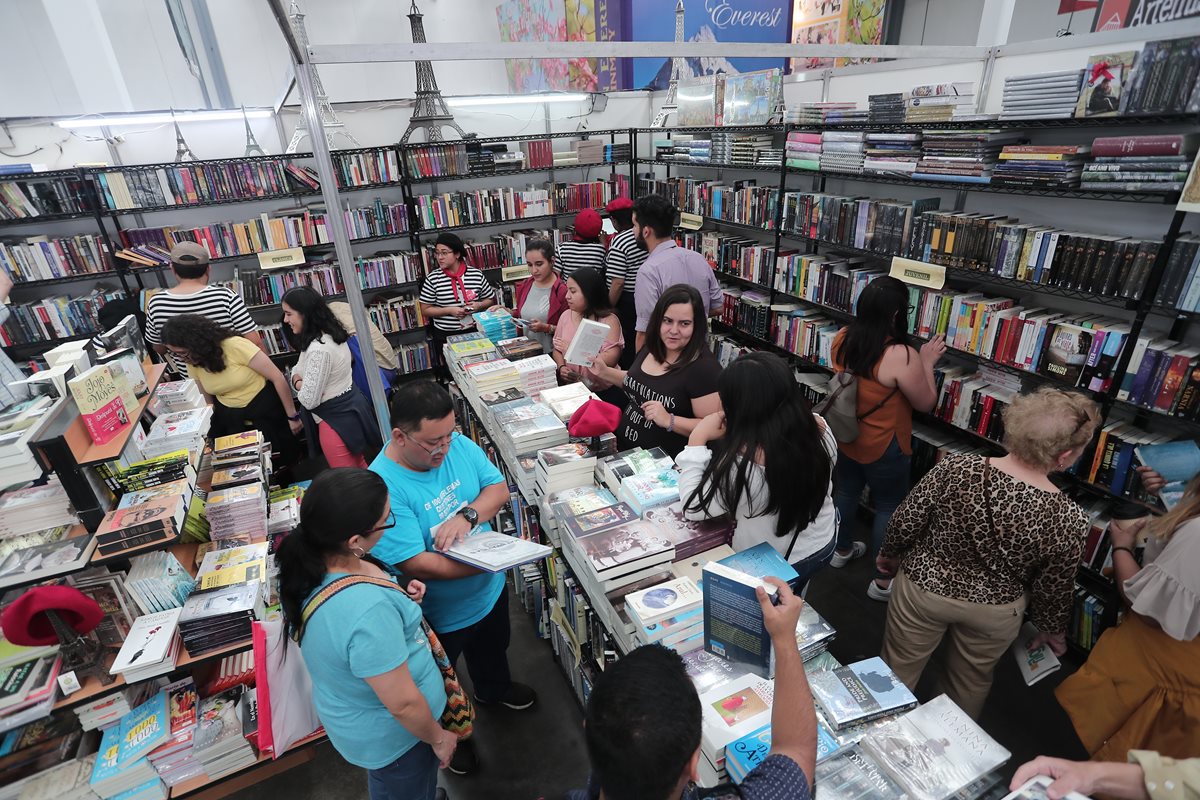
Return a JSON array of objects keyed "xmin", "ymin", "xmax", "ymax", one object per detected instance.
[
  {"xmin": 1, "ymin": 585, "xmax": 104, "ymax": 646},
  {"xmin": 605, "ymin": 197, "xmax": 633, "ymax": 213},
  {"xmin": 568, "ymin": 398, "xmax": 621, "ymax": 438},
  {"xmin": 573, "ymin": 208, "xmax": 603, "ymax": 239}
]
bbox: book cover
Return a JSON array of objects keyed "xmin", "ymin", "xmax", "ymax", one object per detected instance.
[
  {"xmin": 815, "ymin": 744, "xmax": 908, "ymax": 800},
  {"xmin": 95, "ymin": 496, "xmax": 185, "ymax": 545},
  {"xmin": 1002, "ymin": 775, "xmax": 1094, "ymax": 799},
  {"xmin": 68, "ymin": 365, "xmax": 130, "ymax": 446},
  {"xmin": 1038, "ymin": 322, "xmax": 1093, "ymax": 386},
  {"xmin": 681, "ymin": 648, "xmax": 751, "ymax": 695},
  {"xmin": 191, "ymin": 688, "xmax": 245, "ymax": 759},
  {"xmin": 698, "ymin": 674, "xmax": 775, "ymax": 758},
  {"xmin": 561, "ymin": 502, "xmax": 639, "ymax": 540},
  {"xmin": 89, "ymin": 725, "xmax": 128, "ymax": 788},
  {"xmin": 445, "ymin": 531, "xmax": 552, "ymax": 573},
  {"xmin": 1009, "ymin": 621, "xmax": 1062, "ymax": 686},
  {"xmin": 625, "ymin": 577, "xmax": 703, "ymax": 626},
  {"xmin": 110, "ymin": 608, "xmax": 182, "ymax": 674},
  {"xmin": 1075, "ymin": 51, "xmax": 1138, "ymax": 118},
  {"xmin": 717, "ymin": 542, "xmax": 801, "ymax": 584},
  {"xmin": 1134, "ymin": 439, "xmax": 1200, "ymax": 508},
  {"xmin": 809, "ymin": 657, "xmax": 918, "ymax": 729},
  {"xmin": 117, "ymin": 691, "xmax": 170, "ymax": 765},
  {"xmin": 573, "ymin": 520, "xmax": 674, "ymax": 576},
  {"xmin": 703, "ymin": 560, "xmax": 777, "ymax": 677},
  {"xmin": 862, "ymin": 694, "xmax": 1011, "ymax": 800}
]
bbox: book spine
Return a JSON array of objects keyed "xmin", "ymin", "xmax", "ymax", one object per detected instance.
[
  {"xmin": 96, "ymin": 529, "xmax": 174, "ymax": 557},
  {"xmin": 1090, "ymin": 136, "xmax": 1187, "ymax": 157},
  {"xmin": 96, "ymin": 520, "xmax": 171, "ymax": 546}
]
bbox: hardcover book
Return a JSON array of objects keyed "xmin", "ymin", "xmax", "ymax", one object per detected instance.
[
  {"xmin": 1076, "ymin": 51, "xmax": 1138, "ymax": 118},
  {"xmin": 445, "ymin": 531, "xmax": 552, "ymax": 572},
  {"xmin": 809, "ymin": 657, "xmax": 918, "ymax": 729},
  {"xmin": 110, "ymin": 608, "xmax": 181, "ymax": 675}
]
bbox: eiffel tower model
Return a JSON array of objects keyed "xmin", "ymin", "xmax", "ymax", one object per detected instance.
[
  {"xmin": 400, "ymin": 0, "xmax": 473, "ymax": 144},
  {"xmin": 285, "ymin": 0, "xmax": 361, "ymax": 154},
  {"xmin": 172, "ymin": 112, "xmax": 198, "ymax": 162},
  {"xmin": 651, "ymin": 0, "xmax": 686, "ymax": 128},
  {"xmin": 242, "ymin": 106, "xmax": 268, "ymax": 157}
]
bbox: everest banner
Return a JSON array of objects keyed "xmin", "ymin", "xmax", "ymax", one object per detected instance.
[{"xmin": 630, "ymin": 0, "xmax": 790, "ymax": 90}]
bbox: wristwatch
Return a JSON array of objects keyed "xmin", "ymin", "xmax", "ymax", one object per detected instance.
[{"xmin": 457, "ymin": 506, "xmax": 479, "ymax": 526}]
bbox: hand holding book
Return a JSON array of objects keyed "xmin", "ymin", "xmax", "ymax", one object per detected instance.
[{"xmin": 756, "ymin": 576, "xmax": 802, "ymax": 644}]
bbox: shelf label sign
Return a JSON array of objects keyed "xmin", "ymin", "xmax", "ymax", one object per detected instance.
[
  {"xmin": 890, "ymin": 257, "xmax": 945, "ymax": 290},
  {"xmin": 258, "ymin": 247, "xmax": 306, "ymax": 270},
  {"xmin": 679, "ymin": 212, "xmax": 704, "ymax": 230}
]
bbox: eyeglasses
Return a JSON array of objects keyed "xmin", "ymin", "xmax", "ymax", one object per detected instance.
[
  {"xmin": 408, "ymin": 430, "xmax": 458, "ymax": 458},
  {"xmin": 434, "ymin": 248, "xmax": 455, "ymax": 256},
  {"xmin": 166, "ymin": 347, "xmax": 194, "ymax": 363},
  {"xmin": 367, "ymin": 511, "xmax": 396, "ymax": 535}
]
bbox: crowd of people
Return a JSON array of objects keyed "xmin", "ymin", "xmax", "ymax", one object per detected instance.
[{"xmin": 113, "ymin": 194, "xmax": 1195, "ymax": 800}]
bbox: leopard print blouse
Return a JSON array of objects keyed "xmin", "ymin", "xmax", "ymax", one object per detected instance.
[{"xmin": 880, "ymin": 454, "xmax": 1089, "ymax": 633}]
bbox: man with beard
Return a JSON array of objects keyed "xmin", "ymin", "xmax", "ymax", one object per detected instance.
[{"xmin": 631, "ymin": 195, "xmax": 724, "ymax": 353}]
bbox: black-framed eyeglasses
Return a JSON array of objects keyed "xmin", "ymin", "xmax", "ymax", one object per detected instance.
[{"xmin": 367, "ymin": 511, "xmax": 396, "ymax": 535}]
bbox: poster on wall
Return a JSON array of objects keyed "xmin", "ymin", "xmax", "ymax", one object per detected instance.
[
  {"xmin": 630, "ymin": 0, "xmax": 790, "ymax": 91},
  {"xmin": 722, "ymin": 68, "xmax": 783, "ymax": 125},
  {"xmin": 1092, "ymin": 0, "xmax": 1200, "ymax": 31},
  {"xmin": 841, "ymin": 0, "xmax": 886, "ymax": 66},
  {"xmin": 496, "ymin": 0, "xmax": 630, "ymax": 92},
  {"xmin": 789, "ymin": 0, "xmax": 846, "ymax": 72}
]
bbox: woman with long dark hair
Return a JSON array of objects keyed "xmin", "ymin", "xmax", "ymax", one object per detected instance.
[
  {"xmin": 590, "ymin": 284, "xmax": 722, "ymax": 457},
  {"xmin": 829, "ymin": 276, "xmax": 945, "ymax": 602},
  {"xmin": 680, "ymin": 352, "xmax": 837, "ymax": 592},
  {"xmin": 277, "ymin": 469, "xmax": 455, "ymax": 800},
  {"xmin": 552, "ymin": 266, "xmax": 625, "ymax": 405},
  {"xmin": 161, "ymin": 314, "xmax": 301, "ymax": 468},
  {"xmin": 282, "ymin": 287, "xmax": 383, "ymax": 469},
  {"xmin": 505, "ymin": 238, "xmax": 567, "ymax": 354}
]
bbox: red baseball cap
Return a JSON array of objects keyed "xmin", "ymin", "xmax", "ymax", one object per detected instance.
[
  {"xmin": 605, "ymin": 197, "xmax": 633, "ymax": 213},
  {"xmin": 568, "ymin": 398, "xmax": 621, "ymax": 438},
  {"xmin": 2, "ymin": 585, "xmax": 105, "ymax": 646},
  {"xmin": 574, "ymin": 208, "xmax": 603, "ymax": 239}
]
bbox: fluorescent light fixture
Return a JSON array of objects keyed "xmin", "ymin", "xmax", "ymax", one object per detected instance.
[
  {"xmin": 55, "ymin": 109, "xmax": 273, "ymax": 129},
  {"xmin": 446, "ymin": 93, "xmax": 590, "ymax": 107}
]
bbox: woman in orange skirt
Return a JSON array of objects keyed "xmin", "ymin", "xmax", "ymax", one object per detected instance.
[{"xmin": 1055, "ymin": 470, "xmax": 1200, "ymax": 761}]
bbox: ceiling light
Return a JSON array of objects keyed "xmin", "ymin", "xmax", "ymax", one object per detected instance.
[
  {"xmin": 446, "ymin": 93, "xmax": 590, "ymax": 107},
  {"xmin": 55, "ymin": 109, "xmax": 273, "ymax": 129}
]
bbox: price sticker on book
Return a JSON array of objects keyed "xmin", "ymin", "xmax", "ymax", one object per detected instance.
[
  {"xmin": 889, "ymin": 257, "xmax": 946, "ymax": 290},
  {"xmin": 58, "ymin": 670, "xmax": 82, "ymax": 695},
  {"xmin": 258, "ymin": 246, "xmax": 306, "ymax": 270}
]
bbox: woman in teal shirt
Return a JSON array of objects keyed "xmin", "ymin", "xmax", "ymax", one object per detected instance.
[{"xmin": 278, "ymin": 469, "xmax": 457, "ymax": 800}]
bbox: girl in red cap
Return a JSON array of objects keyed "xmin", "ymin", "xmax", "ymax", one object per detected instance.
[{"xmin": 556, "ymin": 209, "xmax": 606, "ymax": 282}]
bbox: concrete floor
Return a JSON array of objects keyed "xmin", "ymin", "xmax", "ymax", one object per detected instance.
[{"xmin": 236, "ymin": 512, "xmax": 1088, "ymax": 800}]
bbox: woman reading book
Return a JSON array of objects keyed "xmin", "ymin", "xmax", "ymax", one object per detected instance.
[
  {"xmin": 277, "ymin": 469, "xmax": 456, "ymax": 800},
  {"xmin": 504, "ymin": 238, "xmax": 567, "ymax": 355},
  {"xmin": 161, "ymin": 314, "xmax": 301, "ymax": 470},
  {"xmin": 552, "ymin": 266, "xmax": 624, "ymax": 406},
  {"xmin": 678, "ymin": 352, "xmax": 838, "ymax": 593}
]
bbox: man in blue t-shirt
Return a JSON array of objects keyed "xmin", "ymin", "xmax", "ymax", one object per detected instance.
[
  {"xmin": 369, "ymin": 380, "xmax": 537, "ymax": 776},
  {"xmin": 570, "ymin": 578, "xmax": 816, "ymax": 800}
]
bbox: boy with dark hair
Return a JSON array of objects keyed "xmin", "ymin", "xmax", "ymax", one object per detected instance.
[
  {"xmin": 574, "ymin": 577, "xmax": 816, "ymax": 800},
  {"xmin": 368, "ymin": 380, "xmax": 537, "ymax": 776},
  {"xmin": 631, "ymin": 196, "xmax": 724, "ymax": 353}
]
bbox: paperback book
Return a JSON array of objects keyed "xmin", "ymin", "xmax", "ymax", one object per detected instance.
[{"xmin": 809, "ymin": 657, "xmax": 918, "ymax": 730}]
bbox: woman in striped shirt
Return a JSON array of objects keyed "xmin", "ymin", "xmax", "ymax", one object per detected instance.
[
  {"xmin": 555, "ymin": 209, "xmax": 606, "ymax": 281},
  {"xmin": 418, "ymin": 233, "xmax": 497, "ymax": 373}
]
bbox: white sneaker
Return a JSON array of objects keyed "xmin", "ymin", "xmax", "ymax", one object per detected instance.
[
  {"xmin": 867, "ymin": 580, "xmax": 893, "ymax": 602},
  {"xmin": 829, "ymin": 541, "xmax": 867, "ymax": 568}
]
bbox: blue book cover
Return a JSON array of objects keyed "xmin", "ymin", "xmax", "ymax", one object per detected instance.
[
  {"xmin": 1129, "ymin": 348, "xmax": 1163, "ymax": 406},
  {"xmin": 1135, "ymin": 440, "xmax": 1200, "ymax": 508},
  {"xmin": 727, "ymin": 719, "xmax": 842, "ymax": 784},
  {"xmin": 718, "ymin": 543, "xmax": 800, "ymax": 584},
  {"xmin": 91, "ymin": 725, "xmax": 150, "ymax": 788},
  {"xmin": 808, "ymin": 657, "xmax": 918, "ymax": 729},
  {"xmin": 117, "ymin": 690, "xmax": 170, "ymax": 765},
  {"xmin": 703, "ymin": 560, "xmax": 776, "ymax": 678},
  {"xmin": 111, "ymin": 777, "xmax": 166, "ymax": 800}
]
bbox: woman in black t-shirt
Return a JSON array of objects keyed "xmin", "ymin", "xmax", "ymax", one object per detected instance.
[{"xmin": 590, "ymin": 284, "xmax": 722, "ymax": 457}]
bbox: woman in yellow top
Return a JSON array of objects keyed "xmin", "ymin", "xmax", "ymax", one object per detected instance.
[{"xmin": 162, "ymin": 314, "xmax": 301, "ymax": 468}]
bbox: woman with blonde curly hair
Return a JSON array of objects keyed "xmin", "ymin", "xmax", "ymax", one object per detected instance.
[{"xmin": 875, "ymin": 386, "xmax": 1100, "ymax": 719}]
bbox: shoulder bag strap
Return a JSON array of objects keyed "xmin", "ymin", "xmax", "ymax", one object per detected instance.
[
  {"xmin": 856, "ymin": 385, "xmax": 899, "ymax": 422},
  {"xmin": 296, "ymin": 575, "xmax": 405, "ymax": 643}
]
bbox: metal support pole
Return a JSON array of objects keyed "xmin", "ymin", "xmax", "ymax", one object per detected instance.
[
  {"xmin": 821, "ymin": 69, "xmax": 832, "ymax": 103},
  {"xmin": 294, "ymin": 60, "xmax": 393, "ymax": 438},
  {"xmin": 975, "ymin": 49, "xmax": 999, "ymax": 114}
]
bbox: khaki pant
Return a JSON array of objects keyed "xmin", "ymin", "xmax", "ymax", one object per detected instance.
[{"xmin": 880, "ymin": 571, "xmax": 1026, "ymax": 720}]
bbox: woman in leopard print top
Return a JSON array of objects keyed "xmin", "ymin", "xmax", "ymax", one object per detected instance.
[{"xmin": 876, "ymin": 386, "xmax": 1100, "ymax": 719}]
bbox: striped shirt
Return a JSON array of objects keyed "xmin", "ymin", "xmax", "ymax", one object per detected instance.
[
  {"xmin": 419, "ymin": 265, "xmax": 497, "ymax": 332},
  {"xmin": 145, "ymin": 285, "xmax": 258, "ymax": 377},
  {"xmin": 556, "ymin": 241, "xmax": 606, "ymax": 282},
  {"xmin": 604, "ymin": 228, "xmax": 648, "ymax": 295}
]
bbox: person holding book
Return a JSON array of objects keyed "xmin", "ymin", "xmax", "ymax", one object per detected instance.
[
  {"xmin": 604, "ymin": 197, "xmax": 647, "ymax": 368},
  {"xmin": 678, "ymin": 352, "xmax": 838, "ymax": 593},
  {"xmin": 829, "ymin": 275, "xmax": 947, "ymax": 602},
  {"xmin": 368, "ymin": 380, "xmax": 537, "ymax": 776},
  {"xmin": 277, "ymin": 468, "xmax": 455, "ymax": 800},
  {"xmin": 160, "ymin": 314, "xmax": 301, "ymax": 469},
  {"xmin": 631, "ymin": 195, "xmax": 724, "ymax": 353},
  {"xmin": 419, "ymin": 232, "xmax": 497, "ymax": 376},
  {"xmin": 144, "ymin": 242, "xmax": 263, "ymax": 378},
  {"xmin": 1011, "ymin": 752, "xmax": 1200, "ymax": 800},
  {"xmin": 876, "ymin": 386, "xmax": 1100, "ymax": 720},
  {"xmin": 568, "ymin": 577, "xmax": 817, "ymax": 800},
  {"xmin": 505, "ymin": 237, "xmax": 567, "ymax": 355},
  {"xmin": 591, "ymin": 284, "xmax": 722, "ymax": 458},
  {"xmin": 1054, "ymin": 468, "xmax": 1200, "ymax": 761},
  {"xmin": 552, "ymin": 267, "xmax": 625, "ymax": 406},
  {"xmin": 555, "ymin": 208, "xmax": 607, "ymax": 282},
  {"xmin": 281, "ymin": 287, "xmax": 383, "ymax": 470}
]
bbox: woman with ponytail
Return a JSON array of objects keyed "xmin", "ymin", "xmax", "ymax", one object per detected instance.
[
  {"xmin": 679, "ymin": 352, "xmax": 838, "ymax": 593},
  {"xmin": 277, "ymin": 469, "xmax": 456, "ymax": 800}
]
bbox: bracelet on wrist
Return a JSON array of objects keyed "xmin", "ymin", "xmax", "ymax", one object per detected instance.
[
  {"xmin": 667, "ymin": 413, "xmax": 676, "ymax": 433},
  {"xmin": 1112, "ymin": 545, "xmax": 1137, "ymax": 559}
]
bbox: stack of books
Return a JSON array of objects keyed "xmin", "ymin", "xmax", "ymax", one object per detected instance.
[
  {"xmin": 642, "ymin": 503, "xmax": 734, "ymax": 561},
  {"xmin": 787, "ymin": 102, "xmax": 856, "ymax": 125},
  {"xmin": 914, "ymin": 130, "xmax": 1021, "ymax": 184},
  {"xmin": 110, "ymin": 608, "xmax": 183, "ymax": 683},
  {"xmin": 14, "ymin": 753, "xmax": 99, "ymax": 800},
  {"xmin": 124, "ymin": 550, "xmax": 196, "ymax": 614},
  {"xmin": 211, "ymin": 460, "xmax": 266, "ymax": 493},
  {"xmin": 493, "ymin": 398, "xmax": 569, "ymax": 453},
  {"xmin": 868, "ymin": 93, "xmax": 906, "ymax": 124},
  {"xmin": 538, "ymin": 382, "xmax": 595, "ymax": 422},
  {"xmin": 904, "ymin": 82, "xmax": 976, "ymax": 123},
  {"xmin": 604, "ymin": 142, "xmax": 631, "ymax": 163},
  {"xmin": 147, "ymin": 679, "xmax": 202, "ymax": 787},
  {"xmin": 178, "ymin": 579, "xmax": 263, "ymax": 656},
  {"xmin": 465, "ymin": 358, "xmax": 521, "ymax": 395},
  {"xmin": 863, "ymin": 133, "xmax": 922, "ymax": 176},
  {"xmin": 626, "ymin": 576, "xmax": 704, "ymax": 653},
  {"xmin": 562, "ymin": 515, "xmax": 675, "ymax": 592},
  {"xmin": 1083, "ymin": 134, "xmax": 1197, "ymax": 193},
  {"xmin": 211, "ymin": 431, "xmax": 270, "ymax": 487},
  {"xmin": 795, "ymin": 602, "xmax": 839, "ymax": 661},
  {"xmin": 619, "ymin": 468, "xmax": 680, "ymax": 516},
  {"xmin": 150, "ymin": 380, "xmax": 205, "ymax": 414},
  {"xmin": 444, "ymin": 334, "xmax": 496, "ymax": 369},
  {"xmin": 820, "ymin": 131, "xmax": 866, "ymax": 175},
  {"xmin": 89, "ymin": 724, "xmax": 164, "ymax": 800},
  {"xmin": 784, "ymin": 131, "xmax": 821, "ymax": 172},
  {"xmin": 698, "ymin": 673, "xmax": 775, "ymax": 782},
  {"xmin": 192, "ymin": 687, "xmax": 257, "ymax": 779},
  {"xmin": 94, "ymin": 492, "xmax": 188, "ymax": 559},
  {"xmin": 597, "ymin": 447, "xmax": 674, "ymax": 494},
  {"xmin": 473, "ymin": 309, "xmax": 518, "ymax": 342},
  {"xmin": 206, "ymin": 483, "xmax": 268, "ymax": 545},
  {"xmin": 538, "ymin": 484, "xmax": 617, "ymax": 545},
  {"xmin": 0, "ymin": 395, "xmax": 57, "ymax": 487},
  {"xmin": 535, "ymin": 442, "xmax": 598, "ymax": 495},
  {"xmin": 512, "ymin": 354, "xmax": 558, "ymax": 397},
  {"xmin": 495, "ymin": 336, "xmax": 543, "ymax": 361},
  {"xmin": 0, "ymin": 652, "xmax": 62, "ymax": 733},
  {"xmin": 267, "ymin": 493, "xmax": 300, "ymax": 536},
  {"xmin": 574, "ymin": 139, "xmax": 604, "ymax": 165},
  {"xmin": 992, "ymin": 144, "xmax": 1090, "ymax": 189},
  {"xmin": 0, "ymin": 480, "xmax": 78, "ymax": 538},
  {"xmin": 74, "ymin": 683, "xmax": 159, "ymax": 731},
  {"xmin": 1001, "ymin": 70, "xmax": 1085, "ymax": 119},
  {"xmin": 140, "ymin": 408, "xmax": 212, "ymax": 460},
  {"xmin": 103, "ymin": 450, "xmax": 197, "ymax": 495}
]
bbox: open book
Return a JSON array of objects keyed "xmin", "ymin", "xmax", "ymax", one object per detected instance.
[{"xmin": 445, "ymin": 531, "xmax": 552, "ymax": 572}]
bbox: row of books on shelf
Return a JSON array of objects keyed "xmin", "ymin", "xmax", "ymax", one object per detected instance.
[
  {"xmin": 404, "ymin": 137, "xmax": 626, "ymax": 180},
  {"xmin": 637, "ymin": 176, "xmax": 779, "ymax": 230},
  {"xmin": 0, "ymin": 289, "xmax": 124, "ymax": 347},
  {"xmin": 94, "ymin": 162, "xmax": 307, "ymax": 212},
  {"xmin": 0, "ymin": 175, "xmax": 94, "ymax": 221},
  {"xmin": 409, "ymin": 177, "xmax": 629, "ymax": 231},
  {"xmin": 0, "ymin": 234, "xmax": 113, "ymax": 284},
  {"xmin": 223, "ymin": 258, "xmax": 416, "ymax": 308}
]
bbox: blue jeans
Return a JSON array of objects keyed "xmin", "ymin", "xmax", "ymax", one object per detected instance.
[
  {"xmin": 367, "ymin": 742, "xmax": 439, "ymax": 800},
  {"xmin": 834, "ymin": 437, "xmax": 911, "ymax": 580},
  {"xmin": 789, "ymin": 530, "xmax": 838, "ymax": 596}
]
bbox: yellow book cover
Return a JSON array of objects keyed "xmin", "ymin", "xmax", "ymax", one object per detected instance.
[
  {"xmin": 197, "ymin": 542, "xmax": 268, "ymax": 590},
  {"xmin": 214, "ymin": 431, "xmax": 262, "ymax": 452}
]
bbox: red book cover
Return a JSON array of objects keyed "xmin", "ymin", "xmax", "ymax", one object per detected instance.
[
  {"xmin": 1091, "ymin": 135, "xmax": 1197, "ymax": 157},
  {"xmin": 977, "ymin": 395, "xmax": 995, "ymax": 436},
  {"xmin": 82, "ymin": 397, "xmax": 131, "ymax": 446}
]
